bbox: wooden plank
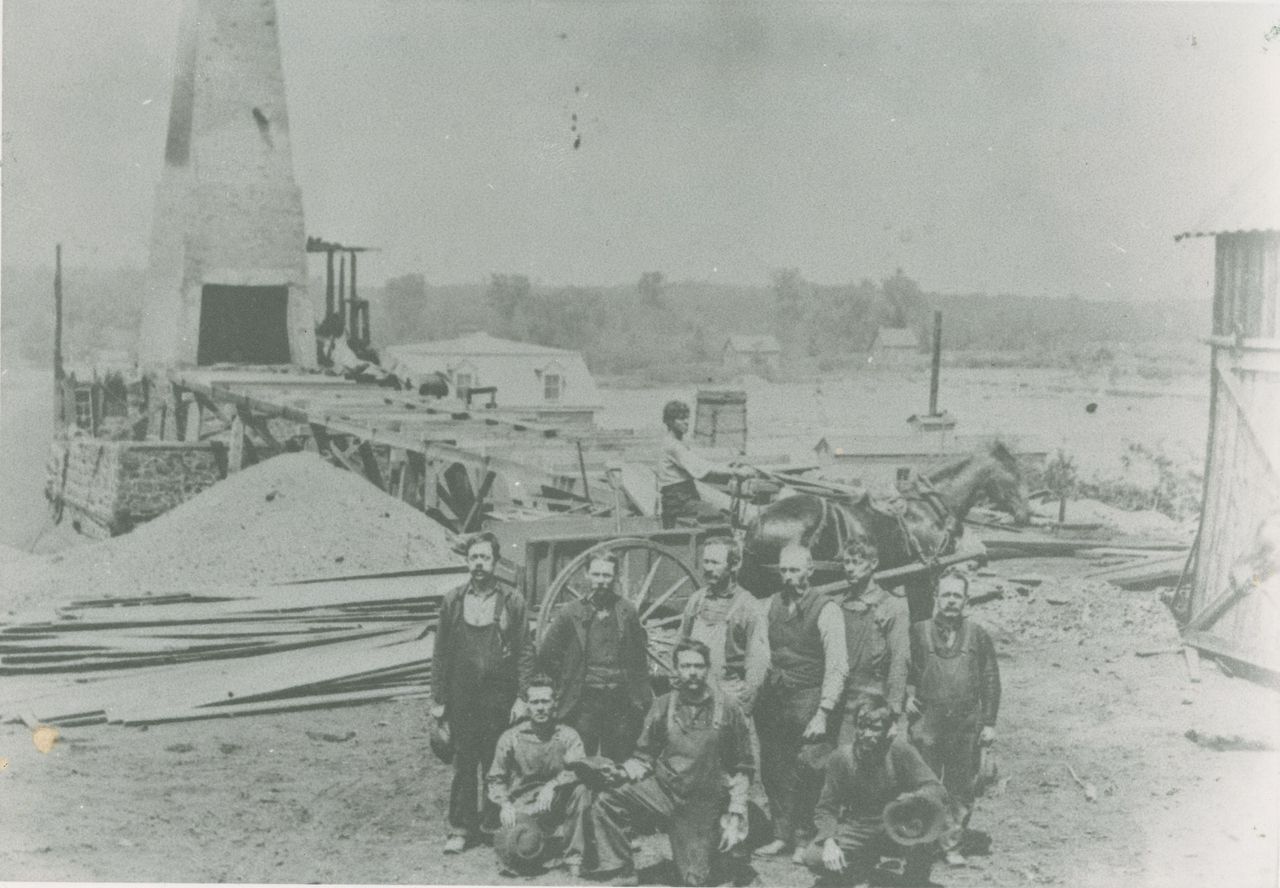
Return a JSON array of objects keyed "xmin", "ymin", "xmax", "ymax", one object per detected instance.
[
  {"xmin": 121, "ymin": 686, "xmax": 431, "ymax": 726},
  {"xmin": 227, "ymin": 412, "xmax": 246, "ymax": 473},
  {"xmin": 1182, "ymin": 628, "xmax": 1280, "ymax": 675},
  {"xmin": 357, "ymin": 440, "xmax": 387, "ymax": 490}
]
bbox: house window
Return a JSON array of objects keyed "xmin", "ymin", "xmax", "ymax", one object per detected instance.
[
  {"xmin": 544, "ymin": 372, "xmax": 563, "ymax": 401},
  {"xmin": 455, "ymin": 371, "xmax": 474, "ymax": 393}
]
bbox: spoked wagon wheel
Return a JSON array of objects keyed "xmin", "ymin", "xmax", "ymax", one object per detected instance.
[{"xmin": 537, "ymin": 538, "xmax": 700, "ymax": 679}]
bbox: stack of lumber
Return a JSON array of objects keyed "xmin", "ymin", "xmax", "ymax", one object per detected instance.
[{"xmin": 0, "ymin": 567, "xmax": 466, "ymax": 728}]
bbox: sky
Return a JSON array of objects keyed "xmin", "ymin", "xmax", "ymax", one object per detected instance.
[{"xmin": 2, "ymin": 1, "xmax": 1278, "ymax": 299}]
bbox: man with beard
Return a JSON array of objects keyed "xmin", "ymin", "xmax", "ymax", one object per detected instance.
[
  {"xmin": 834, "ymin": 533, "xmax": 911, "ymax": 723},
  {"xmin": 537, "ymin": 552, "xmax": 653, "ymax": 762},
  {"xmin": 486, "ymin": 675, "xmax": 589, "ymax": 875},
  {"xmin": 802, "ymin": 695, "xmax": 946, "ymax": 887},
  {"xmin": 907, "ymin": 571, "xmax": 1001, "ymax": 866},
  {"xmin": 581, "ymin": 639, "xmax": 754, "ymax": 886},
  {"xmin": 430, "ymin": 532, "xmax": 533, "ymax": 854},
  {"xmin": 753, "ymin": 543, "xmax": 848, "ymax": 863},
  {"xmin": 678, "ymin": 539, "xmax": 769, "ymax": 713}
]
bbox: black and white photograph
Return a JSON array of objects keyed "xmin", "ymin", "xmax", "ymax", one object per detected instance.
[{"xmin": 1, "ymin": 2, "xmax": 1278, "ymax": 886}]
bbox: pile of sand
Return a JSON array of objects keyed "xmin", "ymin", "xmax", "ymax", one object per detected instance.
[{"xmin": 0, "ymin": 452, "xmax": 460, "ymax": 617}]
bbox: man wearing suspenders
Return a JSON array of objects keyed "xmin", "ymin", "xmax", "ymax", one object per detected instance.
[{"xmin": 907, "ymin": 571, "xmax": 1001, "ymax": 865}]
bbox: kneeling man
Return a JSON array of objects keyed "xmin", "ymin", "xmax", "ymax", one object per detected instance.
[
  {"xmin": 803, "ymin": 695, "xmax": 947, "ymax": 887},
  {"xmin": 582, "ymin": 639, "xmax": 754, "ymax": 886},
  {"xmin": 486, "ymin": 676, "xmax": 589, "ymax": 873}
]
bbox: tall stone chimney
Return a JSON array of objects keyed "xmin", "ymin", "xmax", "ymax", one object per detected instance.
[{"xmin": 140, "ymin": 0, "xmax": 316, "ymax": 368}]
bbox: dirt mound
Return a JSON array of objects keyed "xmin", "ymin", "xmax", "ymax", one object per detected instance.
[{"xmin": 0, "ymin": 453, "xmax": 459, "ymax": 617}]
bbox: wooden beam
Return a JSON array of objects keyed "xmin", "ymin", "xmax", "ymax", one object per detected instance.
[
  {"xmin": 356, "ymin": 441, "xmax": 386, "ymax": 490},
  {"xmin": 182, "ymin": 395, "xmax": 202, "ymax": 443},
  {"xmin": 227, "ymin": 413, "xmax": 246, "ymax": 474}
]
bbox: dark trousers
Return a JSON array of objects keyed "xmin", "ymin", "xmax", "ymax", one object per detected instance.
[
  {"xmin": 801, "ymin": 818, "xmax": 932, "ymax": 886},
  {"xmin": 754, "ymin": 684, "xmax": 828, "ymax": 847},
  {"xmin": 910, "ymin": 706, "xmax": 981, "ymax": 849},
  {"xmin": 447, "ymin": 701, "xmax": 510, "ymax": 837},
  {"xmin": 569, "ymin": 686, "xmax": 644, "ymax": 762},
  {"xmin": 660, "ymin": 481, "xmax": 722, "ymax": 529},
  {"xmin": 585, "ymin": 776, "xmax": 730, "ymax": 886}
]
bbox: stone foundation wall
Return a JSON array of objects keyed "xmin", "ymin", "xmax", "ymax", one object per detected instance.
[{"xmin": 48, "ymin": 439, "xmax": 224, "ymax": 537}]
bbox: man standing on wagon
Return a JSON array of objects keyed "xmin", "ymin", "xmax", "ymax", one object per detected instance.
[
  {"xmin": 753, "ymin": 543, "xmax": 848, "ymax": 863},
  {"xmin": 536, "ymin": 552, "xmax": 653, "ymax": 762},
  {"xmin": 907, "ymin": 570, "xmax": 1001, "ymax": 865},
  {"xmin": 431, "ymin": 532, "xmax": 533, "ymax": 855}
]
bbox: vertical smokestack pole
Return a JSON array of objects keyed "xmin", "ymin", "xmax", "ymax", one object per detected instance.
[
  {"xmin": 928, "ymin": 310, "xmax": 942, "ymax": 416},
  {"xmin": 54, "ymin": 243, "xmax": 66, "ymax": 428},
  {"xmin": 325, "ymin": 248, "xmax": 335, "ymax": 320},
  {"xmin": 337, "ymin": 252, "xmax": 346, "ymax": 333}
]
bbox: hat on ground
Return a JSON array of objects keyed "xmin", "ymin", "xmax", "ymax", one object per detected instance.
[
  {"xmin": 494, "ymin": 814, "xmax": 547, "ymax": 874},
  {"xmin": 883, "ymin": 791, "xmax": 949, "ymax": 846},
  {"xmin": 429, "ymin": 720, "xmax": 453, "ymax": 764}
]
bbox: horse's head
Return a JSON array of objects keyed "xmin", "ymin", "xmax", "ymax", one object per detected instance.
[{"xmin": 983, "ymin": 441, "xmax": 1031, "ymax": 525}]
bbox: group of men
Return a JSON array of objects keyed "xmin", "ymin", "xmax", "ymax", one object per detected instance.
[{"xmin": 428, "ymin": 523, "xmax": 1001, "ymax": 887}]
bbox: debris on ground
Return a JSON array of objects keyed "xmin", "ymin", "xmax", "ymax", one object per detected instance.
[{"xmin": 1184, "ymin": 729, "xmax": 1275, "ymax": 753}]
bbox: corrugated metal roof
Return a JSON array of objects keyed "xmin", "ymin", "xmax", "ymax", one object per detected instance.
[
  {"xmin": 723, "ymin": 334, "xmax": 781, "ymax": 353},
  {"xmin": 387, "ymin": 331, "xmax": 574, "ymax": 357},
  {"xmin": 1174, "ymin": 152, "xmax": 1280, "ymax": 241}
]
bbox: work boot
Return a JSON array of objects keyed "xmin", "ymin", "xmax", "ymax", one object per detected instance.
[
  {"xmin": 944, "ymin": 849, "xmax": 967, "ymax": 867},
  {"xmin": 443, "ymin": 834, "xmax": 466, "ymax": 854}
]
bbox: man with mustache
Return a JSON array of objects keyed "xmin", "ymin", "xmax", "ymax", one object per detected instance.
[
  {"xmin": 580, "ymin": 639, "xmax": 755, "ymax": 886},
  {"xmin": 536, "ymin": 552, "xmax": 653, "ymax": 762},
  {"xmin": 907, "ymin": 570, "xmax": 1001, "ymax": 866},
  {"xmin": 802, "ymin": 695, "xmax": 946, "ymax": 887},
  {"xmin": 430, "ymin": 532, "xmax": 533, "ymax": 855},
  {"xmin": 677, "ymin": 539, "xmax": 769, "ymax": 714},
  {"xmin": 753, "ymin": 543, "xmax": 848, "ymax": 863}
]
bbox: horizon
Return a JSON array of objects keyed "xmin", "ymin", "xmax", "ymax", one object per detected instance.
[{"xmin": 3, "ymin": 2, "xmax": 1274, "ymax": 301}]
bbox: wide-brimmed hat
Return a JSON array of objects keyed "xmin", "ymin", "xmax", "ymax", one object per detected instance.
[
  {"xmin": 494, "ymin": 814, "xmax": 546, "ymax": 874},
  {"xmin": 429, "ymin": 720, "xmax": 453, "ymax": 764}
]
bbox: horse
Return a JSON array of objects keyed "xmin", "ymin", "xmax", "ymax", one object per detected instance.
[{"xmin": 737, "ymin": 441, "xmax": 1031, "ymax": 621}]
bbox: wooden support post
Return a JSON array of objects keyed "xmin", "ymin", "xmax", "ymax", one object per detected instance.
[
  {"xmin": 53, "ymin": 243, "xmax": 66, "ymax": 429},
  {"xmin": 356, "ymin": 440, "xmax": 386, "ymax": 490},
  {"xmin": 338, "ymin": 253, "xmax": 347, "ymax": 330},
  {"xmin": 228, "ymin": 413, "xmax": 246, "ymax": 474},
  {"xmin": 1183, "ymin": 645, "xmax": 1202, "ymax": 683},
  {"xmin": 325, "ymin": 249, "xmax": 335, "ymax": 319},
  {"xmin": 182, "ymin": 394, "xmax": 202, "ymax": 443},
  {"xmin": 401, "ymin": 452, "xmax": 426, "ymax": 509},
  {"xmin": 928, "ymin": 310, "xmax": 942, "ymax": 416},
  {"xmin": 462, "ymin": 469, "xmax": 497, "ymax": 533}
]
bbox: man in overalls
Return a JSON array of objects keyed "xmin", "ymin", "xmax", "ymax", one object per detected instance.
[
  {"xmin": 430, "ymin": 532, "xmax": 533, "ymax": 854},
  {"xmin": 677, "ymin": 539, "xmax": 769, "ymax": 714},
  {"xmin": 536, "ymin": 552, "xmax": 653, "ymax": 762},
  {"xmin": 907, "ymin": 571, "xmax": 1001, "ymax": 866},
  {"xmin": 657, "ymin": 400, "xmax": 750, "ymax": 529},
  {"xmin": 834, "ymin": 533, "xmax": 911, "ymax": 726},
  {"xmin": 753, "ymin": 543, "xmax": 848, "ymax": 863},
  {"xmin": 581, "ymin": 639, "xmax": 755, "ymax": 886},
  {"xmin": 486, "ymin": 675, "xmax": 589, "ymax": 874}
]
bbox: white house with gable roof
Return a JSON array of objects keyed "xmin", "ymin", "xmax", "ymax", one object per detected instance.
[{"xmin": 383, "ymin": 332, "xmax": 603, "ymax": 426}]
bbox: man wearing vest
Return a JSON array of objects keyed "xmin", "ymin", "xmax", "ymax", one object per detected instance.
[
  {"xmin": 536, "ymin": 552, "xmax": 653, "ymax": 762},
  {"xmin": 431, "ymin": 532, "xmax": 534, "ymax": 854},
  {"xmin": 753, "ymin": 543, "xmax": 848, "ymax": 863},
  {"xmin": 834, "ymin": 533, "xmax": 911, "ymax": 726},
  {"xmin": 581, "ymin": 639, "xmax": 754, "ymax": 886},
  {"xmin": 907, "ymin": 571, "xmax": 1001, "ymax": 866},
  {"xmin": 803, "ymin": 694, "xmax": 946, "ymax": 887},
  {"xmin": 677, "ymin": 539, "xmax": 769, "ymax": 714},
  {"xmin": 486, "ymin": 675, "xmax": 589, "ymax": 875}
]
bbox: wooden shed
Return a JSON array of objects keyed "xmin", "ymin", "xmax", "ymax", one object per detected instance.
[{"xmin": 1174, "ymin": 153, "xmax": 1280, "ymax": 675}]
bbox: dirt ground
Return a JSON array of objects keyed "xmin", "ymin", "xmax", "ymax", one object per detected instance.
[{"xmin": 2, "ymin": 555, "xmax": 1277, "ymax": 887}]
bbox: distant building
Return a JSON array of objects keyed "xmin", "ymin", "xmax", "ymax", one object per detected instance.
[
  {"xmin": 383, "ymin": 332, "xmax": 602, "ymax": 426},
  {"xmin": 868, "ymin": 327, "xmax": 922, "ymax": 367},
  {"xmin": 722, "ymin": 334, "xmax": 781, "ymax": 375}
]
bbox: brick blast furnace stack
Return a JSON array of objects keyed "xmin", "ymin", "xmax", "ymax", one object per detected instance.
[{"xmin": 140, "ymin": 0, "xmax": 316, "ymax": 368}]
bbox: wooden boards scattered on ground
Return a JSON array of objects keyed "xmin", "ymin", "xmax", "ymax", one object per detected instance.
[{"xmin": 0, "ymin": 568, "xmax": 464, "ymax": 727}]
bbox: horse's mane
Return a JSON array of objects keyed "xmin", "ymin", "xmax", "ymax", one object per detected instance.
[{"xmin": 926, "ymin": 440, "xmax": 1019, "ymax": 484}]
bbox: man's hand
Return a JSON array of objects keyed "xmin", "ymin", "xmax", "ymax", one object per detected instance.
[
  {"xmin": 821, "ymin": 837, "xmax": 846, "ymax": 873},
  {"xmin": 431, "ymin": 704, "xmax": 446, "ymax": 721},
  {"xmin": 509, "ymin": 698, "xmax": 528, "ymax": 724},
  {"xmin": 905, "ymin": 697, "xmax": 921, "ymax": 719},
  {"xmin": 803, "ymin": 709, "xmax": 828, "ymax": 740},
  {"xmin": 620, "ymin": 758, "xmax": 648, "ymax": 782},
  {"xmin": 500, "ymin": 803, "xmax": 518, "ymax": 828},
  {"xmin": 533, "ymin": 783, "xmax": 556, "ymax": 813},
  {"xmin": 718, "ymin": 812, "xmax": 747, "ymax": 852},
  {"xmin": 980, "ymin": 726, "xmax": 997, "ymax": 746}
]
